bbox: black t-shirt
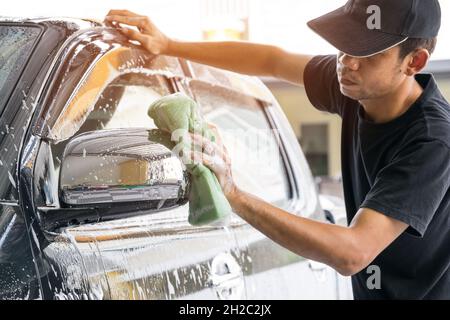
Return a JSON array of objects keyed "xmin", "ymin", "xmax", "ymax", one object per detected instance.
[{"xmin": 304, "ymin": 55, "xmax": 450, "ymax": 300}]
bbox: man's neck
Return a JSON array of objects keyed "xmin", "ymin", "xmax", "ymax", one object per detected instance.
[{"xmin": 360, "ymin": 77, "xmax": 424, "ymax": 124}]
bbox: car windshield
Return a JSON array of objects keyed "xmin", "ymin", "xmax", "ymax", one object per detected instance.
[{"xmin": 0, "ymin": 25, "xmax": 41, "ymax": 115}]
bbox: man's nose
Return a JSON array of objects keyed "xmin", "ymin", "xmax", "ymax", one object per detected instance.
[{"xmin": 338, "ymin": 53, "xmax": 360, "ymax": 71}]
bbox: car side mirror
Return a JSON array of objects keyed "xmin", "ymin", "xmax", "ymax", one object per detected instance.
[
  {"xmin": 43, "ymin": 129, "xmax": 189, "ymax": 231},
  {"xmin": 60, "ymin": 128, "xmax": 189, "ymax": 206}
]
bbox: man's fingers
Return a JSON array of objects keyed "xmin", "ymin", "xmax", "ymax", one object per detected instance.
[
  {"xmin": 204, "ymin": 124, "xmax": 231, "ymax": 164},
  {"xmin": 105, "ymin": 15, "xmax": 145, "ymax": 27},
  {"xmin": 207, "ymin": 122, "xmax": 218, "ymax": 130},
  {"xmin": 117, "ymin": 27, "xmax": 149, "ymax": 45},
  {"xmin": 206, "ymin": 123, "xmax": 230, "ymax": 158},
  {"xmin": 188, "ymin": 151, "xmax": 210, "ymax": 167},
  {"xmin": 104, "ymin": 9, "xmax": 143, "ymax": 26},
  {"xmin": 190, "ymin": 133, "xmax": 231, "ymax": 165},
  {"xmin": 190, "ymin": 134, "xmax": 217, "ymax": 155},
  {"xmin": 105, "ymin": 15, "xmax": 149, "ymax": 29},
  {"xmin": 207, "ymin": 122, "xmax": 220, "ymax": 140},
  {"xmin": 104, "ymin": 20, "xmax": 115, "ymax": 28},
  {"xmin": 106, "ymin": 9, "xmax": 144, "ymax": 17},
  {"xmin": 207, "ymin": 124, "xmax": 224, "ymax": 147},
  {"xmin": 189, "ymin": 151, "xmax": 224, "ymax": 174}
]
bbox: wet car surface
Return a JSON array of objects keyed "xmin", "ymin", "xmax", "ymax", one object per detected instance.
[{"xmin": 0, "ymin": 18, "xmax": 351, "ymax": 300}]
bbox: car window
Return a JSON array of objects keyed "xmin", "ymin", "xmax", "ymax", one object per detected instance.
[
  {"xmin": 0, "ymin": 25, "xmax": 41, "ymax": 115},
  {"xmin": 73, "ymin": 75, "xmax": 170, "ymax": 134},
  {"xmin": 190, "ymin": 81, "xmax": 291, "ymax": 207},
  {"xmin": 0, "ymin": 25, "xmax": 41, "ymax": 201}
]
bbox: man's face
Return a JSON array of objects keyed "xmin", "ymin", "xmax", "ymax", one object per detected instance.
[{"xmin": 336, "ymin": 47, "xmax": 407, "ymax": 101}]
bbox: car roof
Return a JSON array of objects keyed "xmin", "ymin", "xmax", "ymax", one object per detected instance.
[{"xmin": 0, "ymin": 16, "xmax": 101, "ymax": 30}]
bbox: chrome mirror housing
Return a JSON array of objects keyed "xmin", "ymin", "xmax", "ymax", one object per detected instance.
[{"xmin": 59, "ymin": 129, "xmax": 189, "ymax": 209}]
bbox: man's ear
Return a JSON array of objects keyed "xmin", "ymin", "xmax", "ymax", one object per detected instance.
[{"xmin": 405, "ymin": 49, "xmax": 430, "ymax": 76}]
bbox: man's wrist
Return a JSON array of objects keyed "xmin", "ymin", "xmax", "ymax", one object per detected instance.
[
  {"xmin": 164, "ymin": 38, "xmax": 178, "ymax": 56},
  {"xmin": 225, "ymin": 185, "xmax": 241, "ymax": 206}
]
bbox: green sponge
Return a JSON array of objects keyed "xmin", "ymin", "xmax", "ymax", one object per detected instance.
[{"xmin": 148, "ymin": 93, "xmax": 232, "ymax": 226}]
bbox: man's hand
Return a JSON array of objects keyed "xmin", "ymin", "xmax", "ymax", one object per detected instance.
[
  {"xmin": 188, "ymin": 124, "xmax": 238, "ymax": 199},
  {"xmin": 104, "ymin": 9, "xmax": 171, "ymax": 55}
]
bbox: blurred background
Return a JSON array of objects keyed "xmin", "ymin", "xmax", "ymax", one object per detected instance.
[{"xmin": 3, "ymin": 0, "xmax": 449, "ymax": 196}]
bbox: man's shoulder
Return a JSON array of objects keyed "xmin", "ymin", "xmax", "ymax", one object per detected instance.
[
  {"xmin": 403, "ymin": 76, "xmax": 450, "ymax": 148},
  {"xmin": 417, "ymin": 99, "xmax": 450, "ymax": 149}
]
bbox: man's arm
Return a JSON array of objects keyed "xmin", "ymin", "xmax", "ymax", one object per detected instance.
[
  {"xmin": 228, "ymin": 189, "xmax": 408, "ymax": 276},
  {"xmin": 190, "ymin": 128, "xmax": 408, "ymax": 277},
  {"xmin": 166, "ymin": 41, "xmax": 313, "ymax": 85},
  {"xmin": 105, "ymin": 10, "xmax": 313, "ymax": 85}
]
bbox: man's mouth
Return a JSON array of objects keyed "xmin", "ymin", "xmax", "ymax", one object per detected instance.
[{"xmin": 339, "ymin": 77, "xmax": 358, "ymax": 86}]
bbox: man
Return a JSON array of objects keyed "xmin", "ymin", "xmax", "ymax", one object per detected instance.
[{"xmin": 105, "ymin": 0, "xmax": 449, "ymax": 299}]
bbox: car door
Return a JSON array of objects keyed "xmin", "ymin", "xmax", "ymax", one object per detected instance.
[
  {"xmin": 179, "ymin": 62, "xmax": 340, "ymax": 299},
  {"xmin": 30, "ymin": 33, "xmax": 244, "ymax": 299}
]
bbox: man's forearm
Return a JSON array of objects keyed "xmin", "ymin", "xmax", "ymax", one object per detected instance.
[
  {"xmin": 166, "ymin": 39, "xmax": 278, "ymax": 77},
  {"xmin": 228, "ymin": 188, "xmax": 366, "ymax": 276}
]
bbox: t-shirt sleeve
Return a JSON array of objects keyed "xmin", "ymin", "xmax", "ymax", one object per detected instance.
[
  {"xmin": 303, "ymin": 54, "xmax": 354, "ymax": 117},
  {"xmin": 360, "ymin": 140, "xmax": 450, "ymax": 237}
]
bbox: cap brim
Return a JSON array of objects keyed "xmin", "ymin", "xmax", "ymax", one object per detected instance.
[{"xmin": 307, "ymin": 6, "xmax": 408, "ymax": 57}]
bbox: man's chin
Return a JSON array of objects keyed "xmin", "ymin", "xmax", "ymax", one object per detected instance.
[{"xmin": 340, "ymin": 86, "xmax": 363, "ymax": 100}]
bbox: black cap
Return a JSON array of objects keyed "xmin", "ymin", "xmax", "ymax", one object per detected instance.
[{"xmin": 307, "ymin": 0, "xmax": 441, "ymax": 57}]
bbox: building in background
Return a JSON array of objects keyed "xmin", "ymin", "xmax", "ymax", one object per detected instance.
[{"xmin": 201, "ymin": 0, "xmax": 250, "ymax": 41}]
